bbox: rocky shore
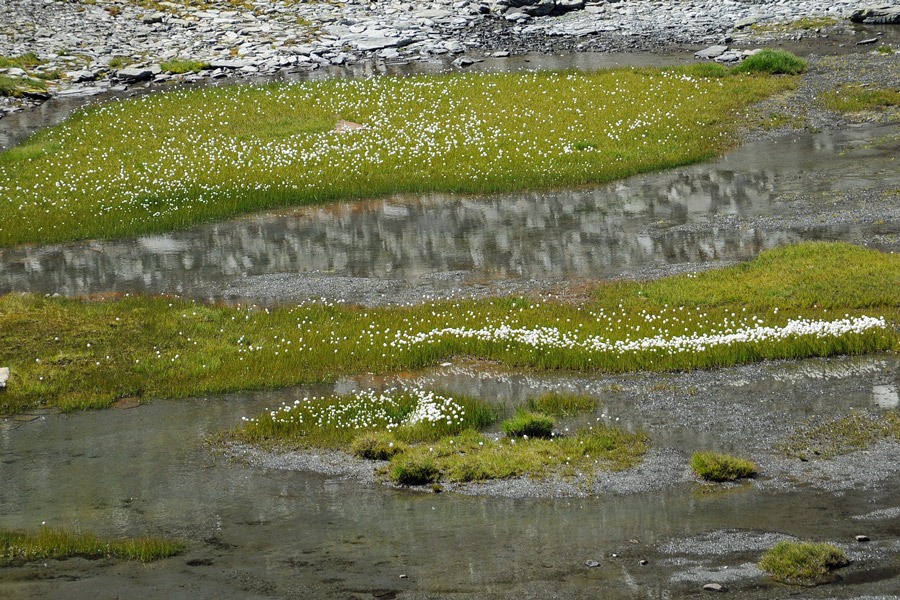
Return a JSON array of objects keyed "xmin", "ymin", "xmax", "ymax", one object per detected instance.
[{"xmin": 1, "ymin": 0, "xmax": 892, "ymax": 116}]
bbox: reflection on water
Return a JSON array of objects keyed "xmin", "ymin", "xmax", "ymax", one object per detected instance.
[
  {"xmin": 1, "ymin": 124, "xmax": 898, "ymax": 303},
  {"xmin": 873, "ymin": 384, "xmax": 900, "ymax": 409},
  {"xmin": 2, "ymin": 355, "xmax": 900, "ymax": 598}
]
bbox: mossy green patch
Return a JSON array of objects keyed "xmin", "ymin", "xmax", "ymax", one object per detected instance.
[
  {"xmin": 0, "ymin": 528, "xmax": 186, "ymax": 565},
  {"xmin": 690, "ymin": 451, "xmax": 758, "ymax": 481},
  {"xmin": 1, "ymin": 242, "xmax": 898, "ymax": 414},
  {"xmin": 758, "ymin": 540, "xmax": 849, "ymax": 584}
]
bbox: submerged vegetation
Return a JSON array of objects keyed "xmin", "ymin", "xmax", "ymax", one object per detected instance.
[
  {"xmin": 758, "ymin": 540, "xmax": 849, "ymax": 584},
  {"xmin": 1, "ymin": 242, "xmax": 898, "ymax": 414},
  {"xmin": 0, "ymin": 528, "xmax": 186, "ymax": 565},
  {"xmin": 233, "ymin": 387, "xmax": 646, "ymax": 484},
  {"xmin": 777, "ymin": 411, "xmax": 900, "ymax": 459},
  {"xmin": 690, "ymin": 451, "xmax": 758, "ymax": 481},
  {"xmin": 0, "ymin": 64, "xmax": 796, "ymax": 246}
]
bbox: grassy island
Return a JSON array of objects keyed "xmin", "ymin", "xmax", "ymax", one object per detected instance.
[
  {"xmin": 1, "ymin": 242, "xmax": 897, "ymax": 413},
  {"xmin": 0, "ymin": 64, "xmax": 795, "ymax": 247}
]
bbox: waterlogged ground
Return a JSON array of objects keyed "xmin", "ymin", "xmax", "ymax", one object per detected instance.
[
  {"xmin": 2, "ymin": 47, "xmax": 900, "ymax": 599},
  {"xmin": 2, "ymin": 354, "xmax": 900, "ymax": 598},
  {"xmin": 1, "ymin": 122, "xmax": 898, "ymax": 305}
]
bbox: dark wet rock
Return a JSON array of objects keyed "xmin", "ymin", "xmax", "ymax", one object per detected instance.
[
  {"xmin": 116, "ymin": 67, "xmax": 153, "ymax": 82},
  {"xmin": 850, "ymin": 6, "xmax": 900, "ymax": 24},
  {"xmin": 856, "ymin": 535, "xmax": 871, "ymax": 542}
]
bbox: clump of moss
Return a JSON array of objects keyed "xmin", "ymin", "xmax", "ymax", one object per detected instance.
[
  {"xmin": 758, "ymin": 540, "xmax": 849, "ymax": 584},
  {"xmin": 733, "ymin": 50, "xmax": 808, "ymax": 75},
  {"xmin": 389, "ymin": 456, "xmax": 440, "ymax": 485},
  {"xmin": 690, "ymin": 451, "xmax": 758, "ymax": 481},
  {"xmin": 352, "ymin": 432, "xmax": 407, "ymax": 460},
  {"xmin": 502, "ymin": 411, "xmax": 554, "ymax": 439}
]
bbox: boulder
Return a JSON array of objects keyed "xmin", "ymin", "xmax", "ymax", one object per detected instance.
[
  {"xmin": 850, "ymin": 6, "xmax": 900, "ymax": 24},
  {"xmin": 694, "ymin": 45, "xmax": 728, "ymax": 59},
  {"xmin": 116, "ymin": 67, "xmax": 153, "ymax": 81}
]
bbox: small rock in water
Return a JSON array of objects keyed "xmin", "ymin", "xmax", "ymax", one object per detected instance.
[
  {"xmin": 584, "ymin": 559, "xmax": 600, "ymax": 568},
  {"xmin": 702, "ymin": 583, "xmax": 726, "ymax": 592},
  {"xmin": 398, "ymin": 573, "xmax": 408, "ymax": 579},
  {"xmin": 639, "ymin": 559, "xmax": 648, "ymax": 565},
  {"xmin": 856, "ymin": 534, "xmax": 870, "ymax": 542},
  {"xmin": 856, "ymin": 38, "xmax": 879, "ymax": 45}
]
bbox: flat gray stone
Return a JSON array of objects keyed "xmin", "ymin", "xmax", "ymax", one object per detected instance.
[
  {"xmin": 694, "ymin": 44, "xmax": 728, "ymax": 59},
  {"xmin": 116, "ymin": 67, "xmax": 153, "ymax": 82},
  {"xmin": 715, "ymin": 50, "xmax": 745, "ymax": 63}
]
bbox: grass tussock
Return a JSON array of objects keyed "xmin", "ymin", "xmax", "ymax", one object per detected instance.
[
  {"xmin": 1, "ymin": 242, "xmax": 898, "ymax": 415},
  {"xmin": 161, "ymin": 58, "xmax": 211, "ymax": 74},
  {"xmin": 502, "ymin": 411, "xmax": 555, "ymax": 439},
  {"xmin": 758, "ymin": 541, "xmax": 849, "ymax": 584},
  {"xmin": 733, "ymin": 50, "xmax": 808, "ymax": 75},
  {"xmin": 776, "ymin": 411, "xmax": 900, "ymax": 459},
  {"xmin": 690, "ymin": 451, "xmax": 758, "ymax": 481},
  {"xmin": 527, "ymin": 393, "xmax": 599, "ymax": 416},
  {"xmin": 0, "ymin": 65, "xmax": 795, "ymax": 246},
  {"xmin": 0, "ymin": 52, "xmax": 43, "ymax": 69},
  {"xmin": 822, "ymin": 85, "xmax": 900, "ymax": 113},
  {"xmin": 0, "ymin": 528, "xmax": 186, "ymax": 565}
]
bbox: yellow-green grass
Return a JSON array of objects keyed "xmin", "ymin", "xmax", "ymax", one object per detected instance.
[
  {"xmin": 1, "ymin": 528, "xmax": 186, "ymax": 565},
  {"xmin": 690, "ymin": 451, "xmax": 758, "ymax": 481},
  {"xmin": 236, "ymin": 389, "xmax": 501, "ymax": 449},
  {"xmin": 388, "ymin": 426, "xmax": 648, "ymax": 484},
  {"xmin": 822, "ymin": 85, "xmax": 900, "ymax": 113},
  {"xmin": 758, "ymin": 541, "xmax": 849, "ymax": 584},
  {"xmin": 0, "ymin": 75, "xmax": 48, "ymax": 98},
  {"xmin": 233, "ymin": 387, "xmax": 641, "ymax": 484},
  {"xmin": 0, "ymin": 52, "xmax": 43, "ymax": 69},
  {"xmin": 777, "ymin": 411, "xmax": 900, "ymax": 459},
  {"xmin": 732, "ymin": 50, "xmax": 808, "ymax": 76},
  {"xmin": 160, "ymin": 58, "xmax": 210, "ymax": 74},
  {"xmin": 0, "ymin": 65, "xmax": 796, "ymax": 247},
  {"xmin": 1, "ymin": 242, "xmax": 898, "ymax": 414}
]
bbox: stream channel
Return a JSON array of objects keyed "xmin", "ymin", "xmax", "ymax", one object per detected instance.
[{"xmin": 2, "ymin": 49, "xmax": 900, "ymax": 598}]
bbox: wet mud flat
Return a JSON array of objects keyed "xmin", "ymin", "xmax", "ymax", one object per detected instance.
[{"xmin": 4, "ymin": 354, "xmax": 900, "ymax": 598}]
